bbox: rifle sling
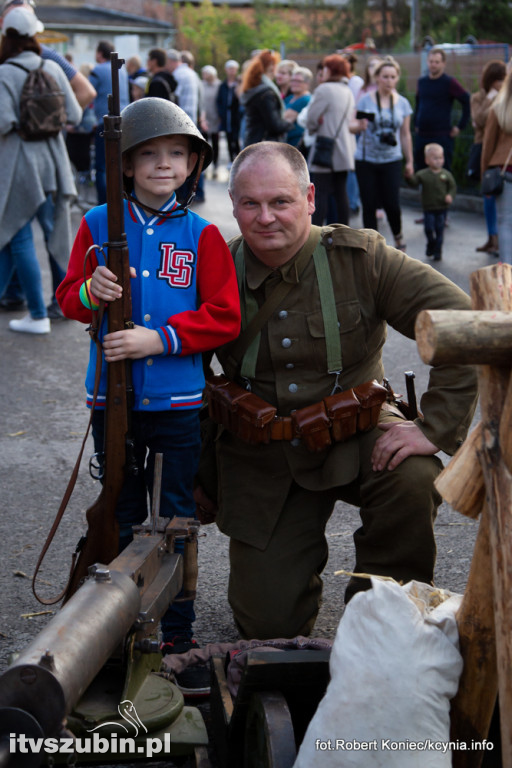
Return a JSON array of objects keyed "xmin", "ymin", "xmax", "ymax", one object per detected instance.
[{"xmin": 32, "ymin": 303, "xmax": 106, "ymax": 605}]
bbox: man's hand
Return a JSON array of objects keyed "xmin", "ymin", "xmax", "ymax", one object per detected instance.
[
  {"xmin": 103, "ymin": 325, "xmax": 164, "ymax": 361},
  {"xmin": 193, "ymin": 485, "xmax": 218, "ymax": 525},
  {"xmin": 450, "ymin": 125, "xmax": 460, "ymax": 138},
  {"xmin": 371, "ymin": 421, "xmax": 438, "ymax": 472}
]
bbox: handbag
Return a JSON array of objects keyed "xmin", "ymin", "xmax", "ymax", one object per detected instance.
[
  {"xmin": 311, "ymin": 134, "xmax": 335, "ymax": 168},
  {"xmin": 481, "ymin": 146, "xmax": 512, "ymax": 196},
  {"xmin": 466, "ymin": 142, "xmax": 482, "ymax": 182},
  {"xmin": 311, "ymin": 94, "xmax": 351, "ymax": 169}
]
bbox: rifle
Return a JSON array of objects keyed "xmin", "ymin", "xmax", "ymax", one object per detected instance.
[
  {"xmin": 64, "ymin": 52, "xmax": 135, "ymax": 599},
  {"xmin": 32, "ymin": 53, "xmax": 135, "ymax": 605}
]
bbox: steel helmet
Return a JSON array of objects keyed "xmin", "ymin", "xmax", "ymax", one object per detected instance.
[{"xmin": 120, "ymin": 97, "xmax": 213, "ymax": 173}]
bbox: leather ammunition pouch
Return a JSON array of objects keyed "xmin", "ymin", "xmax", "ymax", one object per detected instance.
[{"xmin": 205, "ymin": 375, "xmax": 387, "ymax": 452}]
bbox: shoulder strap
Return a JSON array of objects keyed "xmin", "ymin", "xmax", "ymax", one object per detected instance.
[
  {"xmin": 228, "ymin": 232, "xmax": 342, "ymax": 382},
  {"xmin": 5, "ymin": 60, "xmax": 30, "ymax": 74},
  {"xmin": 228, "ymin": 241, "xmax": 311, "ymax": 380},
  {"xmin": 313, "ymin": 244, "xmax": 342, "ymax": 375}
]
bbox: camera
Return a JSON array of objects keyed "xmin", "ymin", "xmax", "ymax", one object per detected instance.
[
  {"xmin": 356, "ymin": 110, "xmax": 375, "ymax": 122},
  {"xmin": 379, "ymin": 131, "xmax": 397, "ymax": 147}
]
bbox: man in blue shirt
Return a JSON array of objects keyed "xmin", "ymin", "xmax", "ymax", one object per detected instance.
[
  {"xmin": 414, "ymin": 47, "xmax": 470, "ymax": 171},
  {"xmin": 89, "ymin": 40, "xmax": 129, "ymax": 204}
]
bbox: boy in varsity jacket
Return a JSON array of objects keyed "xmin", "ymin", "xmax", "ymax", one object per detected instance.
[{"xmin": 57, "ymin": 98, "xmax": 240, "ymax": 697}]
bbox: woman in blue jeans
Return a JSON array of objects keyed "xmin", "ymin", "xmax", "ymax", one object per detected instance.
[
  {"xmin": 0, "ymin": 7, "xmax": 80, "ymax": 334},
  {"xmin": 0, "ymin": 218, "xmax": 48, "ymax": 331}
]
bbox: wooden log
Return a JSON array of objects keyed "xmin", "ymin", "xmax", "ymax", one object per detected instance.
[
  {"xmin": 479, "ymin": 429, "xmax": 512, "ymax": 765},
  {"xmin": 450, "ymin": 507, "xmax": 497, "ymax": 767},
  {"xmin": 434, "ymin": 423, "xmax": 484, "ymax": 519},
  {"xmin": 415, "ymin": 309, "xmax": 512, "ymax": 365},
  {"xmin": 499, "ymin": 373, "xmax": 512, "ymax": 475},
  {"xmin": 450, "ymin": 265, "xmax": 512, "ymax": 759}
]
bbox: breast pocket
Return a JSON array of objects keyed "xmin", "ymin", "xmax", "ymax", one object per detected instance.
[{"xmin": 306, "ymin": 299, "xmax": 368, "ymax": 371}]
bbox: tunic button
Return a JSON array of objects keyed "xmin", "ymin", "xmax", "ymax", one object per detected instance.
[
  {"xmin": 144, "ymin": 314, "xmax": 151, "ymax": 322},
  {"xmin": 289, "ymin": 383, "xmax": 298, "ymax": 393},
  {"xmin": 147, "ymin": 359, "xmax": 153, "ymax": 366},
  {"xmin": 281, "ymin": 337, "xmax": 292, "ymax": 348},
  {"xmin": 285, "ymin": 363, "xmax": 294, "ymax": 370},
  {"xmin": 146, "ymin": 228, "xmax": 154, "ymax": 235},
  {"xmin": 327, "ymin": 237, "xmax": 333, "ymax": 245},
  {"xmin": 278, "ymin": 310, "xmax": 288, "ymax": 319},
  {"xmin": 142, "ymin": 398, "xmax": 150, "ymax": 405},
  {"xmin": 142, "ymin": 270, "xmax": 150, "ymax": 277}
]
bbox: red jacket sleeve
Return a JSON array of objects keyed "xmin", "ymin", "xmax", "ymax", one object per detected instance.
[
  {"xmin": 168, "ymin": 224, "xmax": 241, "ymax": 355},
  {"xmin": 56, "ymin": 218, "xmax": 99, "ymax": 324}
]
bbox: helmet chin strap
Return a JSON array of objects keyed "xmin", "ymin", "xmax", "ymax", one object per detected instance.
[
  {"xmin": 124, "ymin": 146, "xmax": 208, "ymax": 218},
  {"xmin": 183, "ymin": 146, "xmax": 207, "ymax": 208}
]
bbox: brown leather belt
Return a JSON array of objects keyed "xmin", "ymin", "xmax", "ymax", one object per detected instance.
[
  {"xmin": 205, "ymin": 375, "xmax": 389, "ymax": 453},
  {"xmin": 270, "ymin": 416, "xmax": 295, "ymax": 441}
]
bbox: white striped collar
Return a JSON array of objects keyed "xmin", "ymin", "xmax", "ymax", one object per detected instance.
[{"xmin": 128, "ymin": 193, "xmax": 179, "ymax": 226}]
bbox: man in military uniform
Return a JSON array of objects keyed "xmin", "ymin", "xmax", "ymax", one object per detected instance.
[{"xmin": 196, "ymin": 142, "xmax": 477, "ymax": 641}]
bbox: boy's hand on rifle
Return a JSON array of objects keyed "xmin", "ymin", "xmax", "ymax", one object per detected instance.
[
  {"xmin": 103, "ymin": 325, "xmax": 164, "ymax": 361},
  {"xmin": 90, "ymin": 265, "xmax": 137, "ymax": 302}
]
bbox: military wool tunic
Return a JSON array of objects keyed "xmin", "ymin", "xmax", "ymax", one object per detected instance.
[{"xmin": 215, "ymin": 224, "xmax": 478, "ymax": 549}]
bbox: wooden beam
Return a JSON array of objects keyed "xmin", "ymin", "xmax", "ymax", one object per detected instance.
[
  {"xmin": 434, "ymin": 423, "xmax": 484, "ymax": 519},
  {"xmin": 415, "ymin": 309, "xmax": 512, "ymax": 365},
  {"xmin": 449, "ymin": 264, "xmax": 512, "ymax": 764}
]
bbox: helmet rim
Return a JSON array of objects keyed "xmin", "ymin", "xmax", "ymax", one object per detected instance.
[{"xmin": 120, "ymin": 97, "xmax": 213, "ymax": 172}]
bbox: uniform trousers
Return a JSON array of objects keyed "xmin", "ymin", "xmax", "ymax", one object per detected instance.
[{"xmin": 227, "ymin": 419, "xmax": 443, "ymax": 640}]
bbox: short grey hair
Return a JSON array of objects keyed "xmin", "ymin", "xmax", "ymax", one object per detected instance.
[
  {"xmin": 229, "ymin": 142, "xmax": 310, "ymax": 196},
  {"xmin": 292, "ymin": 66, "xmax": 313, "ymax": 87},
  {"xmin": 166, "ymin": 48, "xmax": 180, "ymax": 62}
]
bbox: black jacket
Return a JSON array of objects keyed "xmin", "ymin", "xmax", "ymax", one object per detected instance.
[
  {"xmin": 147, "ymin": 71, "xmax": 178, "ymax": 103},
  {"xmin": 241, "ymin": 82, "xmax": 291, "ymax": 145}
]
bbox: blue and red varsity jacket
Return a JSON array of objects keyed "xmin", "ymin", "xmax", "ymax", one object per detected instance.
[{"xmin": 57, "ymin": 194, "xmax": 241, "ymax": 412}]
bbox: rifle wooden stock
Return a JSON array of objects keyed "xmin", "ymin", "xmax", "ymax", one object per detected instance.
[{"xmin": 64, "ymin": 53, "xmax": 131, "ymax": 600}]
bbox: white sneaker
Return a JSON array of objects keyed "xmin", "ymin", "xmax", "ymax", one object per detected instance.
[{"xmin": 9, "ymin": 314, "xmax": 50, "ymax": 334}]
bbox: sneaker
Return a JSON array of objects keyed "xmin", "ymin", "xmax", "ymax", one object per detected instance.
[
  {"xmin": 46, "ymin": 300, "xmax": 65, "ymax": 320},
  {"xmin": 9, "ymin": 314, "xmax": 50, "ymax": 334},
  {"xmin": 0, "ymin": 297, "xmax": 26, "ymax": 311},
  {"xmin": 161, "ymin": 636, "xmax": 211, "ymax": 700}
]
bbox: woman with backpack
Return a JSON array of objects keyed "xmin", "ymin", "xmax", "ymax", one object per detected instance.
[{"xmin": 0, "ymin": 6, "xmax": 81, "ymax": 334}]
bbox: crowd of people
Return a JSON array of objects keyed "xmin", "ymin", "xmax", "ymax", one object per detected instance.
[
  {"xmin": 2, "ymin": 16, "xmax": 510, "ymax": 336},
  {"xmin": 0, "ymin": 0, "xmax": 507, "ymax": 705}
]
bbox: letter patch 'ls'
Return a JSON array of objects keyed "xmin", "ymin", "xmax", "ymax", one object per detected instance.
[{"xmin": 158, "ymin": 243, "xmax": 195, "ymax": 288}]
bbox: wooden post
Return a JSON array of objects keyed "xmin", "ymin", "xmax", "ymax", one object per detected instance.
[{"xmin": 415, "ymin": 263, "xmax": 512, "ymax": 767}]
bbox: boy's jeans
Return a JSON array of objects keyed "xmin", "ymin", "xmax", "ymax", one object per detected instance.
[
  {"xmin": 423, "ymin": 209, "xmax": 447, "ymax": 259},
  {"xmin": 92, "ymin": 408, "xmax": 201, "ymax": 641}
]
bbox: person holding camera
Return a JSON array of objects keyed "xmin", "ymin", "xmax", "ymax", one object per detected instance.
[{"xmin": 352, "ymin": 56, "xmax": 413, "ymax": 250}]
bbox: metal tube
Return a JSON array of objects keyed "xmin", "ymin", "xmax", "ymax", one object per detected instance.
[{"xmin": 0, "ymin": 568, "xmax": 140, "ymax": 738}]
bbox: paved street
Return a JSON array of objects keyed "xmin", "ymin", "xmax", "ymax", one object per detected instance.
[{"xmin": 0, "ymin": 155, "xmax": 492, "ymax": 765}]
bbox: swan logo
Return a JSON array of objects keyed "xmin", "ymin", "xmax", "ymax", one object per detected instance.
[{"xmin": 87, "ymin": 700, "xmax": 148, "ymax": 737}]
